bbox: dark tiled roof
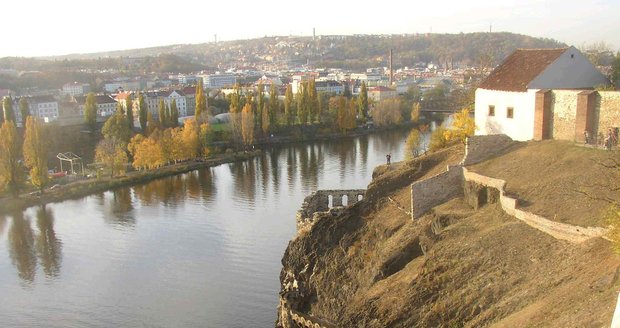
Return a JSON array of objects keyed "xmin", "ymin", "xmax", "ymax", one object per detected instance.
[{"xmin": 479, "ymin": 48, "xmax": 567, "ymax": 92}]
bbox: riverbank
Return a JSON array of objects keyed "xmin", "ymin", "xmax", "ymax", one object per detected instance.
[{"xmin": 0, "ymin": 150, "xmax": 261, "ymax": 215}]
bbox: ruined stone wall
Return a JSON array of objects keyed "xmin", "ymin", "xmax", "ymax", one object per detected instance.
[
  {"xmin": 462, "ymin": 168, "xmax": 606, "ymax": 243},
  {"xmin": 296, "ymin": 189, "xmax": 366, "ymax": 232},
  {"xmin": 462, "ymin": 134, "xmax": 516, "ymax": 166},
  {"xmin": 550, "ymin": 90, "xmax": 580, "ymax": 140},
  {"xmin": 411, "ymin": 165, "xmax": 464, "ymax": 218}
]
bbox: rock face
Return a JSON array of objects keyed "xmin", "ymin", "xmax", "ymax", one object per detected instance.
[{"xmin": 276, "ymin": 144, "xmax": 620, "ymax": 327}]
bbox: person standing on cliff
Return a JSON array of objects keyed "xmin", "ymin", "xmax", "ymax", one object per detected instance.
[{"xmin": 386, "ymin": 154, "xmax": 391, "ymax": 165}]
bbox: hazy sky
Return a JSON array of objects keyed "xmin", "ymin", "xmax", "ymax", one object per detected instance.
[{"xmin": 1, "ymin": 0, "xmax": 618, "ymax": 57}]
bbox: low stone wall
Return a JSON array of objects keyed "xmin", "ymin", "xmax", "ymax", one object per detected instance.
[
  {"xmin": 296, "ymin": 189, "xmax": 366, "ymax": 231},
  {"xmin": 411, "ymin": 165, "xmax": 464, "ymax": 218},
  {"xmin": 462, "ymin": 168, "xmax": 607, "ymax": 243},
  {"xmin": 462, "ymin": 134, "xmax": 516, "ymax": 166}
]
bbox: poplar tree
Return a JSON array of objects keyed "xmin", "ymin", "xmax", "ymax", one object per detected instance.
[
  {"xmin": 23, "ymin": 117, "xmax": 48, "ymax": 192},
  {"xmin": 268, "ymin": 83, "xmax": 278, "ymax": 128},
  {"xmin": 358, "ymin": 82, "xmax": 369, "ymax": 121},
  {"xmin": 195, "ymin": 80, "xmax": 206, "ymax": 122},
  {"xmin": 158, "ymin": 99, "xmax": 167, "ymax": 127},
  {"xmin": 297, "ymin": 81, "xmax": 308, "ymax": 124},
  {"xmin": 308, "ymin": 79, "xmax": 318, "ymax": 123},
  {"xmin": 126, "ymin": 93, "xmax": 134, "ymax": 130},
  {"xmin": 241, "ymin": 103, "xmax": 255, "ymax": 146},
  {"xmin": 170, "ymin": 99, "xmax": 179, "ymax": 127},
  {"xmin": 19, "ymin": 98, "xmax": 29, "ymax": 125},
  {"xmin": 256, "ymin": 83, "xmax": 265, "ymax": 129},
  {"xmin": 3, "ymin": 96, "xmax": 15, "ymax": 123},
  {"xmin": 0, "ymin": 121, "xmax": 22, "ymax": 195},
  {"xmin": 138, "ymin": 92, "xmax": 147, "ymax": 133},
  {"xmin": 261, "ymin": 103, "xmax": 270, "ymax": 135},
  {"xmin": 84, "ymin": 92, "xmax": 97, "ymax": 131},
  {"xmin": 284, "ymin": 84, "xmax": 294, "ymax": 126}
]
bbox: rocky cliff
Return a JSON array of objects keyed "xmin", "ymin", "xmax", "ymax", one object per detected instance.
[{"xmin": 276, "ymin": 141, "xmax": 620, "ymax": 327}]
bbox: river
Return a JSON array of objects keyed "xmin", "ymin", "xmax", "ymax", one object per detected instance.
[{"xmin": 0, "ymin": 128, "xmax": 410, "ymax": 328}]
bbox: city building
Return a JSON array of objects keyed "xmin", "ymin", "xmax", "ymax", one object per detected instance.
[
  {"xmin": 62, "ymin": 82, "xmax": 91, "ymax": 96},
  {"xmin": 75, "ymin": 95, "xmax": 118, "ymax": 121},
  {"xmin": 368, "ymin": 86, "xmax": 397, "ymax": 102},
  {"xmin": 201, "ymin": 74, "xmax": 237, "ymax": 89}
]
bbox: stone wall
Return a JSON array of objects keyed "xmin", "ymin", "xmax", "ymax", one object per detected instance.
[
  {"xmin": 296, "ymin": 189, "xmax": 366, "ymax": 232},
  {"xmin": 462, "ymin": 168, "xmax": 606, "ymax": 243},
  {"xmin": 462, "ymin": 134, "xmax": 516, "ymax": 166},
  {"xmin": 597, "ymin": 91, "xmax": 620, "ymax": 137},
  {"xmin": 551, "ymin": 90, "xmax": 580, "ymax": 140},
  {"xmin": 411, "ymin": 165, "xmax": 463, "ymax": 218}
]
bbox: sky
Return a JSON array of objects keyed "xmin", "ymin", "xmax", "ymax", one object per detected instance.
[{"xmin": 1, "ymin": 0, "xmax": 618, "ymax": 58}]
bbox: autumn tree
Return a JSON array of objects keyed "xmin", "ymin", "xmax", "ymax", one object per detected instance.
[
  {"xmin": 23, "ymin": 117, "xmax": 48, "ymax": 192},
  {"xmin": 411, "ymin": 102, "xmax": 421, "ymax": 123},
  {"xmin": 229, "ymin": 84, "xmax": 242, "ymax": 144},
  {"xmin": 297, "ymin": 81, "xmax": 308, "ymax": 124},
  {"xmin": 284, "ymin": 84, "xmax": 294, "ymax": 125},
  {"xmin": 262, "ymin": 103, "xmax": 270, "ymax": 135},
  {"xmin": 612, "ymin": 52, "xmax": 620, "ymax": 88},
  {"xmin": 84, "ymin": 92, "xmax": 98, "ymax": 131},
  {"xmin": 241, "ymin": 103, "xmax": 255, "ymax": 146},
  {"xmin": 116, "ymin": 101, "xmax": 124, "ymax": 115},
  {"xmin": 256, "ymin": 83, "xmax": 265, "ymax": 129},
  {"xmin": 372, "ymin": 98, "xmax": 403, "ymax": 127},
  {"xmin": 19, "ymin": 98, "xmax": 29, "ymax": 125},
  {"xmin": 146, "ymin": 111, "xmax": 158, "ymax": 135},
  {"xmin": 199, "ymin": 123, "xmax": 211, "ymax": 157},
  {"xmin": 95, "ymin": 138, "xmax": 128, "ymax": 177},
  {"xmin": 102, "ymin": 112, "xmax": 132, "ymax": 149},
  {"xmin": 3, "ymin": 96, "xmax": 15, "ymax": 123},
  {"xmin": 358, "ymin": 81, "xmax": 368, "ymax": 121},
  {"xmin": 336, "ymin": 96, "xmax": 356, "ymax": 133},
  {"xmin": 195, "ymin": 80, "xmax": 207, "ymax": 122},
  {"xmin": 129, "ymin": 134, "xmax": 165, "ymax": 170},
  {"xmin": 0, "ymin": 121, "xmax": 22, "ymax": 195},
  {"xmin": 429, "ymin": 127, "xmax": 449, "ymax": 151},
  {"xmin": 268, "ymin": 83, "xmax": 278, "ymax": 128},
  {"xmin": 443, "ymin": 108, "xmax": 475, "ymax": 143},
  {"xmin": 182, "ymin": 118, "xmax": 200, "ymax": 159},
  {"xmin": 405, "ymin": 129, "xmax": 422, "ymax": 159},
  {"xmin": 138, "ymin": 92, "xmax": 148, "ymax": 133},
  {"xmin": 126, "ymin": 93, "xmax": 134, "ymax": 130},
  {"xmin": 308, "ymin": 79, "xmax": 318, "ymax": 123},
  {"xmin": 170, "ymin": 99, "xmax": 179, "ymax": 127}
]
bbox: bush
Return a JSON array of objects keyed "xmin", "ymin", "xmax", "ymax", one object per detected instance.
[{"xmin": 429, "ymin": 127, "xmax": 449, "ymax": 151}]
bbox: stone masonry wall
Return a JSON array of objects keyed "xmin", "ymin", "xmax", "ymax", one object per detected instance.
[
  {"xmin": 551, "ymin": 90, "xmax": 580, "ymax": 140},
  {"xmin": 462, "ymin": 134, "xmax": 516, "ymax": 166},
  {"xmin": 597, "ymin": 91, "xmax": 620, "ymax": 135},
  {"xmin": 411, "ymin": 165, "xmax": 464, "ymax": 218},
  {"xmin": 296, "ymin": 189, "xmax": 365, "ymax": 232}
]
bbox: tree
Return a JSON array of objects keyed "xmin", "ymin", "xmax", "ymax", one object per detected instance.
[
  {"xmin": 116, "ymin": 101, "xmax": 124, "ymax": 115},
  {"xmin": 241, "ymin": 103, "xmax": 255, "ymax": 146},
  {"xmin": 158, "ymin": 99, "xmax": 168, "ymax": 127},
  {"xmin": 195, "ymin": 80, "xmax": 207, "ymax": 122},
  {"xmin": 256, "ymin": 83, "xmax": 265, "ymax": 129},
  {"xmin": 146, "ymin": 111, "xmax": 158, "ymax": 135},
  {"xmin": 138, "ymin": 92, "xmax": 148, "ymax": 133},
  {"xmin": 372, "ymin": 98, "xmax": 403, "ymax": 127},
  {"xmin": 297, "ymin": 81, "xmax": 308, "ymax": 124},
  {"xmin": 170, "ymin": 99, "xmax": 179, "ymax": 127},
  {"xmin": 429, "ymin": 127, "xmax": 449, "ymax": 151},
  {"xmin": 308, "ymin": 79, "xmax": 318, "ymax": 123},
  {"xmin": 229, "ymin": 85, "xmax": 242, "ymax": 145},
  {"xmin": 19, "ymin": 98, "xmax": 29, "ymax": 125},
  {"xmin": 443, "ymin": 108, "xmax": 475, "ymax": 144},
  {"xmin": 126, "ymin": 93, "xmax": 134, "ymax": 130},
  {"xmin": 268, "ymin": 83, "xmax": 278, "ymax": 128},
  {"xmin": 102, "ymin": 112, "xmax": 132, "ymax": 149},
  {"xmin": 84, "ymin": 92, "xmax": 98, "ymax": 131},
  {"xmin": 261, "ymin": 103, "xmax": 270, "ymax": 135},
  {"xmin": 405, "ymin": 129, "xmax": 422, "ymax": 159},
  {"xmin": 95, "ymin": 138, "xmax": 128, "ymax": 178},
  {"xmin": 612, "ymin": 52, "xmax": 620, "ymax": 88},
  {"xmin": 358, "ymin": 82, "xmax": 368, "ymax": 121},
  {"xmin": 411, "ymin": 102, "xmax": 421, "ymax": 123},
  {"xmin": 23, "ymin": 117, "xmax": 48, "ymax": 192},
  {"xmin": 284, "ymin": 84, "xmax": 294, "ymax": 125},
  {"xmin": 181, "ymin": 118, "xmax": 199, "ymax": 159},
  {"xmin": 3, "ymin": 96, "xmax": 15, "ymax": 123},
  {"xmin": 0, "ymin": 121, "xmax": 22, "ymax": 195}
]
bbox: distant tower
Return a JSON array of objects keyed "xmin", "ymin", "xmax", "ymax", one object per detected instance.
[
  {"xmin": 214, "ymin": 34, "xmax": 217, "ymax": 43},
  {"xmin": 489, "ymin": 24, "xmax": 492, "ymax": 33},
  {"xmin": 313, "ymin": 27, "xmax": 316, "ymax": 41},
  {"xmin": 389, "ymin": 49, "xmax": 394, "ymax": 86}
]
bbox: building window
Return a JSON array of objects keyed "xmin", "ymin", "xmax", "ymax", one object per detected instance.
[
  {"xmin": 488, "ymin": 105, "xmax": 495, "ymax": 116},
  {"xmin": 507, "ymin": 107, "xmax": 514, "ymax": 119}
]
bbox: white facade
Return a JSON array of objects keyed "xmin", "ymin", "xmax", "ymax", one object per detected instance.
[
  {"xmin": 62, "ymin": 83, "xmax": 91, "ymax": 96},
  {"xmin": 167, "ymin": 91, "xmax": 187, "ymax": 117},
  {"xmin": 474, "ymin": 88, "xmax": 539, "ymax": 141},
  {"xmin": 202, "ymin": 74, "xmax": 236, "ymax": 89}
]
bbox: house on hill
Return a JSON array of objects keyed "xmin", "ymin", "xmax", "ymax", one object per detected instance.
[{"xmin": 475, "ymin": 46, "xmax": 611, "ymax": 141}]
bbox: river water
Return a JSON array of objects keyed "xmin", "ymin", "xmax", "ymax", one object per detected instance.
[{"xmin": 0, "ymin": 129, "xmax": 409, "ymax": 328}]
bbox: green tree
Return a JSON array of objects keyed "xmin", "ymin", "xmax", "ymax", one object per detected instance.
[
  {"xmin": 84, "ymin": 92, "xmax": 98, "ymax": 131},
  {"xmin": 358, "ymin": 82, "xmax": 368, "ymax": 121},
  {"xmin": 158, "ymin": 99, "xmax": 168, "ymax": 127},
  {"xmin": 308, "ymin": 79, "xmax": 318, "ymax": 123},
  {"xmin": 102, "ymin": 112, "xmax": 132, "ymax": 149},
  {"xmin": 612, "ymin": 52, "xmax": 620, "ymax": 88},
  {"xmin": 19, "ymin": 98, "xmax": 29, "ymax": 125},
  {"xmin": 116, "ymin": 101, "xmax": 124, "ymax": 115},
  {"xmin": 126, "ymin": 94, "xmax": 134, "ymax": 130},
  {"xmin": 256, "ymin": 83, "xmax": 265, "ymax": 129},
  {"xmin": 138, "ymin": 92, "xmax": 148, "ymax": 133},
  {"xmin": 195, "ymin": 80, "xmax": 207, "ymax": 122},
  {"xmin": 284, "ymin": 84, "xmax": 294, "ymax": 125},
  {"xmin": 405, "ymin": 129, "xmax": 422, "ymax": 159},
  {"xmin": 3, "ymin": 96, "xmax": 15, "ymax": 123},
  {"xmin": 23, "ymin": 117, "xmax": 48, "ymax": 192},
  {"xmin": 95, "ymin": 138, "xmax": 128, "ymax": 178},
  {"xmin": 241, "ymin": 103, "xmax": 255, "ymax": 146},
  {"xmin": 297, "ymin": 81, "xmax": 308, "ymax": 124},
  {"xmin": 170, "ymin": 99, "xmax": 179, "ymax": 127},
  {"xmin": 0, "ymin": 121, "xmax": 22, "ymax": 195}
]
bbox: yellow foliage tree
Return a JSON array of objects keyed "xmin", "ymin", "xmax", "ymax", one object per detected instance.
[
  {"xmin": 241, "ymin": 103, "xmax": 255, "ymax": 146},
  {"xmin": 373, "ymin": 98, "xmax": 403, "ymax": 127},
  {"xmin": 0, "ymin": 121, "xmax": 22, "ymax": 195},
  {"xmin": 95, "ymin": 138, "xmax": 128, "ymax": 177},
  {"xmin": 443, "ymin": 108, "xmax": 475, "ymax": 143},
  {"xmin": 182, "ymin": 118, "xmax": 200, "ymax": 159},
  {"xmin": 23, "ymin": 117, "xmax": 49, "ymax": 192},
  {"xmin": 429, "ymin": 127, "xmax": 449, "ymax": 151},
  {"xmin": 405, "ymin": 129, "xmax": 422, "ymax": 159},
  {"xmin": 411, "ymin": 102, "xmax": 421, "ymax": 123},
  {"xmin": 199, "ymin": 123, "xmax": 211, "ymax": 157}
]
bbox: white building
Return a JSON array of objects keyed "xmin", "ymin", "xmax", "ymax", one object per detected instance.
[
  {"xmin": 201, "ymin": 74, "xmax": 237, "ymax": 89},
  {"xmin": 14, "ymin": 95, "xmax": 60, "ymax": 123},
  {"xmin": 62, "ymin": 82, "xmax": 91, "ymax": 96},
  {"xmin": 76, "ymin": 95, "xmax": 117, "ymax": 121},
  {"xmin": 474, "ymin": 46, "xmax": 611, "ymax": 141}
]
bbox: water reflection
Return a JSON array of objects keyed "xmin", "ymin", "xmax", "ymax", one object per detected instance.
[
  {"xmin": 0, "ymin": 215, "xmax": 7, "ymax": 239},
  {"xmin": 8, "ymin": 212, "xmax": 37, "ymax": 284},
  {"xmin": 35, "ymin": 206, "xmax": 62, "ymax": 278}
]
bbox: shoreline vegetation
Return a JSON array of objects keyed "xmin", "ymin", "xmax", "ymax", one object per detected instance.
[{"xmin": 0, "ymin": 123, "xmax": 416, "ymax": 216}]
